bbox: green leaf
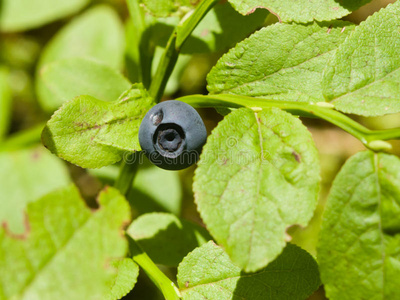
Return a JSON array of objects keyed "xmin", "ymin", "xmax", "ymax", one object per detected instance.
[
  {"xmin": 227, "ymin": 0, "xmax": 372, "ymax": 23},
  {"xmin": 177, "ymin": 241, "xmax": 321, "ymax": 299},
  {"xmin": 0, "ymin": 185, "xmax": 131, "ymax": 299},
  {"xmin": 0, "ymin": 147, "xmax": 71, "ymax": 234},
  {"xmin": 322, "ymin": 1, "xmax": 400, "ymax": 116},
  {"xmin": 317, "ymin": 151, "xmax": 400, "ymax": 299},
  {"xmin": 0, "ymin": 0, "xmax": 89, "ymax": 32},
  {"xmin": 140, "ymin": 0, "xmax": 196, "ymax": 17},
  {"xmin": 107, "ymin": 258, "xmax": 139, "ymax": 300},
  {"xmin": 0, "ymin": 67, "xmax": 12, "ymax": 141},
  {"xmin": 42, "ymin": 84, "xmax": 155, "ymax": 169},
  {"xmin": 37, "ymin": 5, "xmax": 124, "ymax": 69},
  {"xmin": 36, "ymin": 5, "xmax": 125, "ymax": 111},
  {"xmin": 193, "ymin": 107, "xmax": 320, "ymax": 272},
  {"xmin": 37, "ymin": 58, "xmax": 131, "ymax": 112},
  {"xmin": 207, "ymin": 21, "xmax": 354, "ymax": 103},
  {"xmin": 127, "ymin": 213, "xmax": 211, "ymax": 267}
]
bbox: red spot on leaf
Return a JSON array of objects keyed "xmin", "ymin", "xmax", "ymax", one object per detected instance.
[{"xmin": 2, "ymin": 214, "xmax": 31, "ymax": 240}]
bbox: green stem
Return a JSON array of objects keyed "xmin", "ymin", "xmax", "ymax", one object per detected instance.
[
  {"xmin": 177, "ymin": 94, "xmax": 400, "ymax": 149},
  {"xmin": 118, "ymin": 2, "xmax": 220, "ymax": 298},
  {"xmin": 114, "ymin": 156, "xmax": 181, "ymax": 300},
  {"xmin": 175, "ymin": 0, "xmax": 220, "ymax": 49},
  {"xmin": 115, "ymin": 155, "xmax": 181, "ymax": 300},
  {"xmin": 129, "ymin": 237, "xmax": 181, "ymax": 300},
  {"xmin": 114, "ymin": 152, "xmax": 139, "ymax": 196},
  {"xmin": 148, "ymin": 31, "xmax": 179, "ymax": 103},
  {"xmin": 148, "ymin": 0, "xmax": 219, "ymax": 103}
]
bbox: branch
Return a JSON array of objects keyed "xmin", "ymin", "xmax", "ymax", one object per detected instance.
[{"xmin": 178, "ymin": 94, "xmax": 400, "ymax": 151}]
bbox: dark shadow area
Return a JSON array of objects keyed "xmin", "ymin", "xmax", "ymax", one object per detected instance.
[
  {"xmin": 127, "ymin": 188, "xmax": 168, "ymax": 216},
  {"xmin": 41, "ymin": 125, "xmax": 57, "ymax": 155},
  {"xmin": 122, "ymin": 268, "xmax": 164, "ymax": 300},
  {"xmin": 234, "ymin": 244, "xmax": 321, "ymax": 299},
  {"xmin": 211, "ymin": 2, "xmax": 268, "ymax": 52},
  {"xmin": 129, "ymin": 217, "xmax": 211, "ymax": 267},
  {"xmin": 125, "ymin": 236, "xmax": 175, "ymax": 300}
]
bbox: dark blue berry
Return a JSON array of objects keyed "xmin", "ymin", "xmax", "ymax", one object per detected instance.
[{"xmin": 139, "ymin": 100, "xmax": 207, "ymax": 170}]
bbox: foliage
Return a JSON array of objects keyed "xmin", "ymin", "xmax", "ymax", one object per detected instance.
[{"xmin": 1, "ymin": 0, "xmax": 400, "ymax": 299}]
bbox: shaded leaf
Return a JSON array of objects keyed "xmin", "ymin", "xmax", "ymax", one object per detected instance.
[
  {"xmin": 182, "ymin": 1, "xmax": 268, "ymax": 54},
  {"xmin": 149, "ymin": 2, "xmax": 267, "ymax": 54},
  {"xmin": 0, "ymin": 185, "xmax": 131, "ymax": 300},
  {"xmin": 323, "ymin": 1, "xmax": 400, "ymax": 116},
  {"xmin": 0, "ymin": 0, "xmax": 89, "ymax": 32},
  {"xmin": 207, "ymin": 21, "xmax": 354, "ymax": 103},
  {"xmin": 194, "ymin": 107, "xmax": 320, "ymax": 272},
  {"xmin": 37, "ymin": 58, "xmax": 131, "ymax": 112},
  {"xmin": 42, "ymin": 84, "xmax": 154, "ymax": 169},
  {"xmin": 317, "ymin": 151, "xmax": 400, "ymax": 299},
  {"xmin": 127, "ymin": 213, "xmax": 211, "ymax": 266},
  {"xmin": 228, "ymin": 0, "xmax": 372, "ymax": 23},
  {"xmin": 177, "ymin": 241, "xmax": 321, "ymax": 299},
  {"xmin": 0, "ymin": 147, "xmax": 70, "ymax": 234}
]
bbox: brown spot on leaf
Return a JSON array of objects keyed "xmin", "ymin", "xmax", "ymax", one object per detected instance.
[
  {"xmin": 2, "ymin": 213, "xmax": 31, "ymax": 240},
  {"xmin": 185, "ymin": 281, "xmax": 189, "ymax": 288},
  {"xmin": 292, "ymin": 151, "xmax": 301, "ymax": 163}
]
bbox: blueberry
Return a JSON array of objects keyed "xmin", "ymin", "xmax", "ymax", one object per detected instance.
[{"xmin": 139, "ymin": 100, "xmax": 207, "ymax": 170}]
